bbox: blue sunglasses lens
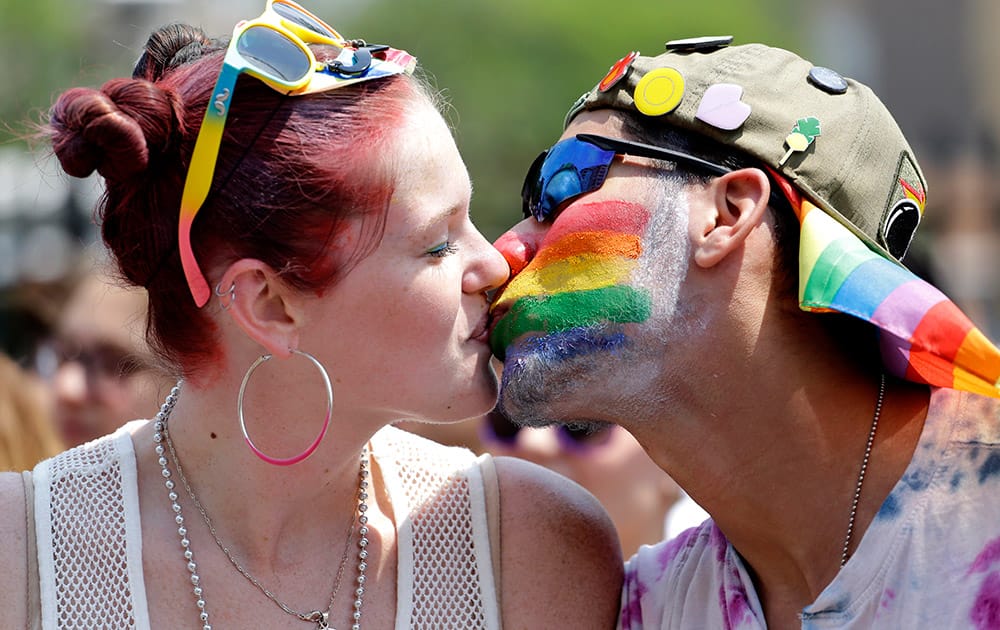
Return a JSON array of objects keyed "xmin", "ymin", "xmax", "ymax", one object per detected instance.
[{"xmin": 522, "ymin": 137, "xmax": 616, "ymax": 221}]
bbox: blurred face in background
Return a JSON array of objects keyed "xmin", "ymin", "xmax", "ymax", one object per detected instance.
[
  {"xmin": 38, "ymin": 274, "xmax": 168, "ymax": 446},
  {"xmin": 481, "ymin": 411, "xmax": 681, "ymax": 557}
]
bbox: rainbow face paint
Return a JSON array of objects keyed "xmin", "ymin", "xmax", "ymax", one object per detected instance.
[{"xmin": 490, "ymin": 200, "xmax": 653, "ymax": 361}]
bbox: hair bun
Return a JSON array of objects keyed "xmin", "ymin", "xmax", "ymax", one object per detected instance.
[
  {"xmin": 133, "ymin": 23, "xmax": 219, "ymax": 82},
  {"xmin": 49, "ymin": 78, "xmax": 183, "ymax": 181}
]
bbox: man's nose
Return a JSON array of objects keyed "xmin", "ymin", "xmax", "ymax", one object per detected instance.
[{"xmin": 492, "ymin": 218, "xmax": 549, "ymax": 276}]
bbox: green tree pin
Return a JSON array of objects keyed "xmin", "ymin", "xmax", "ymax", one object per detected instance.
[{"xmin": 779, "ymin": 116, "xmax": 821, "ymax": 166}]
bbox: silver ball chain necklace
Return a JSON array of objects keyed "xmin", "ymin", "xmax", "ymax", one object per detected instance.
[
  {"xmin": 153, "ymin": 381, "xmax": 371, "ymax": 630},
  {"xmin": 840, "ymin": 372, "xmax": 886, "ymax": 567}
]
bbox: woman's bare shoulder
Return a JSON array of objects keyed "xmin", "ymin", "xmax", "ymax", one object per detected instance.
[
  {"xmin": 493, "ymin": 455, "xmax": 623, "ymax": 629},
  {"xmin": 0, "ymin": 471, "xmax": 29, "ymax": 624}
]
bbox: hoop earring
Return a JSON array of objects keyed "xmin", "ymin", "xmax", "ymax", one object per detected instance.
[{"xmin": 237, "ymin": 349, "xmax": 333, "ymax": 466}]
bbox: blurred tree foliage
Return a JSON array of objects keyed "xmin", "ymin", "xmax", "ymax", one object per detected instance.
[
  {"xmin": 1, "ymin": 0, "xmax": 802, "ymax": 238},
  {"xmin": 345, "ymin": 0, "xmax": 801, "ymax": 237},
  {"xmin": 0, "ymin": 0, "xmax": 91, "ymax": 142}
]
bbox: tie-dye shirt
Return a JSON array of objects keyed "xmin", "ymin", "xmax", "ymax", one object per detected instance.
[{"xmin": 619, "ymin": 388, "xmax": 1000, "ymax": 629}]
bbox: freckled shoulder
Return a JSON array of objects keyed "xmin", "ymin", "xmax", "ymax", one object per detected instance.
[
  {"xmin": 493, "ymin": 455, "xmax": 623, "ymax": 630},
  {"xmin": 0, "ymin": 471, "xmax": 29, "ymax": 627}
]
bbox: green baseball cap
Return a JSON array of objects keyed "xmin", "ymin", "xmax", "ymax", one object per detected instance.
[{"xmin": 565, "ymin": 36, "xmax": 927, "ymax": 263}]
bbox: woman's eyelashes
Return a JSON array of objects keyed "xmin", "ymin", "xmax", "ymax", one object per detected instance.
[{"xmin": 426, "ymin": 241, "xmax": 458, "ymax": 258}]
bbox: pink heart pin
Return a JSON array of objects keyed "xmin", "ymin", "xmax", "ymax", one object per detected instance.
[{"xmin": 695, "ymin": 83, "xmax": 751, "ymax": 130}]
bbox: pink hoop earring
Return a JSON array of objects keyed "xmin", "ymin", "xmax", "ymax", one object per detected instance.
[{"xmin": 237, "ymin": 349, "xmax": 333, "ymax": 466}]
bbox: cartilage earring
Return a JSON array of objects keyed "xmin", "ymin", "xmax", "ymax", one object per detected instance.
[{"xmin": 214, "ymin": 281, "xmax": 236, "ymax": 310}]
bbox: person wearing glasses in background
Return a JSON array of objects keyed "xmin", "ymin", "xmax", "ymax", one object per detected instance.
[
  {"xmin": 480, "ymin": 409, "xmax": 704, "ymax": 558},
  {"xmin": 36, "ymin": 264, "xmax": 172, "ymax": 448},
  {"xmin": 490, "ymin": 38, "xmax": 1000, "ymax": 628},
  {"xmin": 0, "ymin": 4, "xmax": 621, "ymax": 629}
]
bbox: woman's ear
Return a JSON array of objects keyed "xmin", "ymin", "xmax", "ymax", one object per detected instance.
[
  {"xmin": 691, "ymin": 168, "xmax": 772, "ymax": 269},
  {"xmin": 216, "ymin": 259, "xmax": 302, "ymax": 358}
]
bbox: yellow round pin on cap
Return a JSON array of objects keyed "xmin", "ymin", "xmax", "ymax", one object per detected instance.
[{"xmin": 634, "ymin": 67, "xmax": 685, "ymax": 116}]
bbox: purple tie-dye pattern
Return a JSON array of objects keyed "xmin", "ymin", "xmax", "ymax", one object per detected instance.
[
  {"xmin": 719, "ymin": 560, "xmax": 754, "ymax": 629},
  {"xmin": 971, "ymin": 571, "xmax": 1000, "ymax": 629},
  {"xmin": 614, "ymin": 391, "xmax": 1000, "ymax": 628},
  {"xmin": 875, "ymin": 588, "xmax": 896, "ymax": 620},
  {"xmin": 657, "ymin": 526, "xmax": 700, "ymax": 575},
  {"xmin": 619, "ymin": 566, "xmax": 646, "ymax": 629},
  {"xmin": 968, "ymin": 537, "xmax": 1000, "ymax": 576},
  {"xmin": 703, "ymin": 522, "xmax": 754, "ymax": 629},
  {"xmin": 710, "ymin": 523, "xmax": 729, "ymax": 563}
]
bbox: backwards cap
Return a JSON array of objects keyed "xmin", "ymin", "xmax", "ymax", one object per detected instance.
[
  {"xmin": 567, "ymin": 37, "xmax": 1000, "ymax": 397},
  {"xmin": 567, "ymin": 37, "xmax": 925, "ymax": 261}
]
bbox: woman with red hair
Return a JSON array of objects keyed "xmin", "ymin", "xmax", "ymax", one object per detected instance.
[{"xmin": 0, "ymin": 5, "xmax": 621, "ymax": 628}]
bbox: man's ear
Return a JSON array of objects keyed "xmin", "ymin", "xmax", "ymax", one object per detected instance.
[
  {"xmin": 217, "ymin": 259, "xmax": 302, "ymax": 358},
  {"xmin": 691, "ymin": 168, "xmax": 771, "ymax": 269}
]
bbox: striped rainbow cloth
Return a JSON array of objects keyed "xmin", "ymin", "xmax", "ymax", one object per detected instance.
[{"xmin": 795, "ymin": 196, "xmax": 1000, "ymax": 398}]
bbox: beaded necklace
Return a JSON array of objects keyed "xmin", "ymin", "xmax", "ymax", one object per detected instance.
[{"xmin": 152, "ymin": 382, "xmax": 371, "ymax": 629}]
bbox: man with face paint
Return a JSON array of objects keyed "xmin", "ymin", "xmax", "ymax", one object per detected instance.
[{"xmin": 489, "ymin": 38, "xmax": 1000, "ymax": 628}]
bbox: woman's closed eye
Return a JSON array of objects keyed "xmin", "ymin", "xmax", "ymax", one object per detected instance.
[{"xmin": 426, "ymin": 241, "xmax": 458, "ymax": 258}]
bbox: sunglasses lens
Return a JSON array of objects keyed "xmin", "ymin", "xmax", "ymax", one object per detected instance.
[
  {"xmin": 557, "ymin": 424, "xmax": 614, "ymax": 451},
  {"xmin": 523, "ymin": 138, "xmax": 615, "ymax": 222},
  {"xmin": 272, "ymin": 1, "xmax": 340, "ymax": 39},
  {"xmin": 237, "ymin": 25, "xmax": 312, "ymax": 82},
  {"xmin": 484, "ymin": 410, "xmax": 521, "ymax": 444}
]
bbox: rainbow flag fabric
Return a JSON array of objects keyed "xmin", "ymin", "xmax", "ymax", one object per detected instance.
[{"xmin": 797, "ymin": 198, "xmax": 1000, "ymax": 398}]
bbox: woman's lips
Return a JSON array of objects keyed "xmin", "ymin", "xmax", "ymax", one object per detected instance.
[
  {"xmin": 471, "ymin": 310, "xmax": 494, "ymax": 343},
  {"xmin": 486, "ymin": 303, "xmax": 510, "ymax": 340}
]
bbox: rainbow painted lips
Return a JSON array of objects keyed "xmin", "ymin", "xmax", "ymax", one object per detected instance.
[{"xmin": 489, "ymin": 200, "xmax": 652, "ymax": 361}]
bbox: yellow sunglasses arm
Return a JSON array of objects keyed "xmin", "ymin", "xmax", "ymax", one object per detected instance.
[{"xmin": 178, "ymin": 63, "xmax": 238, "ymax": 307}]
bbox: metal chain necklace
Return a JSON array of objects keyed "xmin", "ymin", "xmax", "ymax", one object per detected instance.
[
  {"xmin": 153, "ymin": 381, "xmax": 371, "ymax": 630},
  {"xmin": 163, "ymin": 411, "xmax": 360, "ymax": 627},
  {"xmin": 840, "ymin": 372, "xmax": 886, "ymax": 567}
]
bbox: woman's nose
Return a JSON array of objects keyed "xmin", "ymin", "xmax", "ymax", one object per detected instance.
[
  {"xmin": 492, "ymin": 218, "xmax": 549, "ymax": 276},
  {"xmin": 464, "ymin": 227, "xmax": 512, "ymax": 295}
]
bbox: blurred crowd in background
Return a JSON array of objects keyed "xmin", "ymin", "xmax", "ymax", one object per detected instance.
[{"xmin": 1, "ymin": 0, "xmax": 998, "ymax": 557}]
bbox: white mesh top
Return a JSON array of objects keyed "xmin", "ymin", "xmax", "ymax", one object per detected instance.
[{"xmin": 30, "ymin": 423, "xmax": 500, "ymax": 630}]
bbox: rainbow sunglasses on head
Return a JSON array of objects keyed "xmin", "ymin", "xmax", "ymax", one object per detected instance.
[{"xmin": 179, "ymin": 0, "xmax": 416, "ymax": 306}]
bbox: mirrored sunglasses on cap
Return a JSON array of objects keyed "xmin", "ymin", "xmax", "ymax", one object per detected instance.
[
  {"xmin": 521, "ymin": 133, "xmax": 732, "ymax": 222},
  {"xmin": 178, "ymin": 0, "xmax": 417, "ymax": 307}
]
